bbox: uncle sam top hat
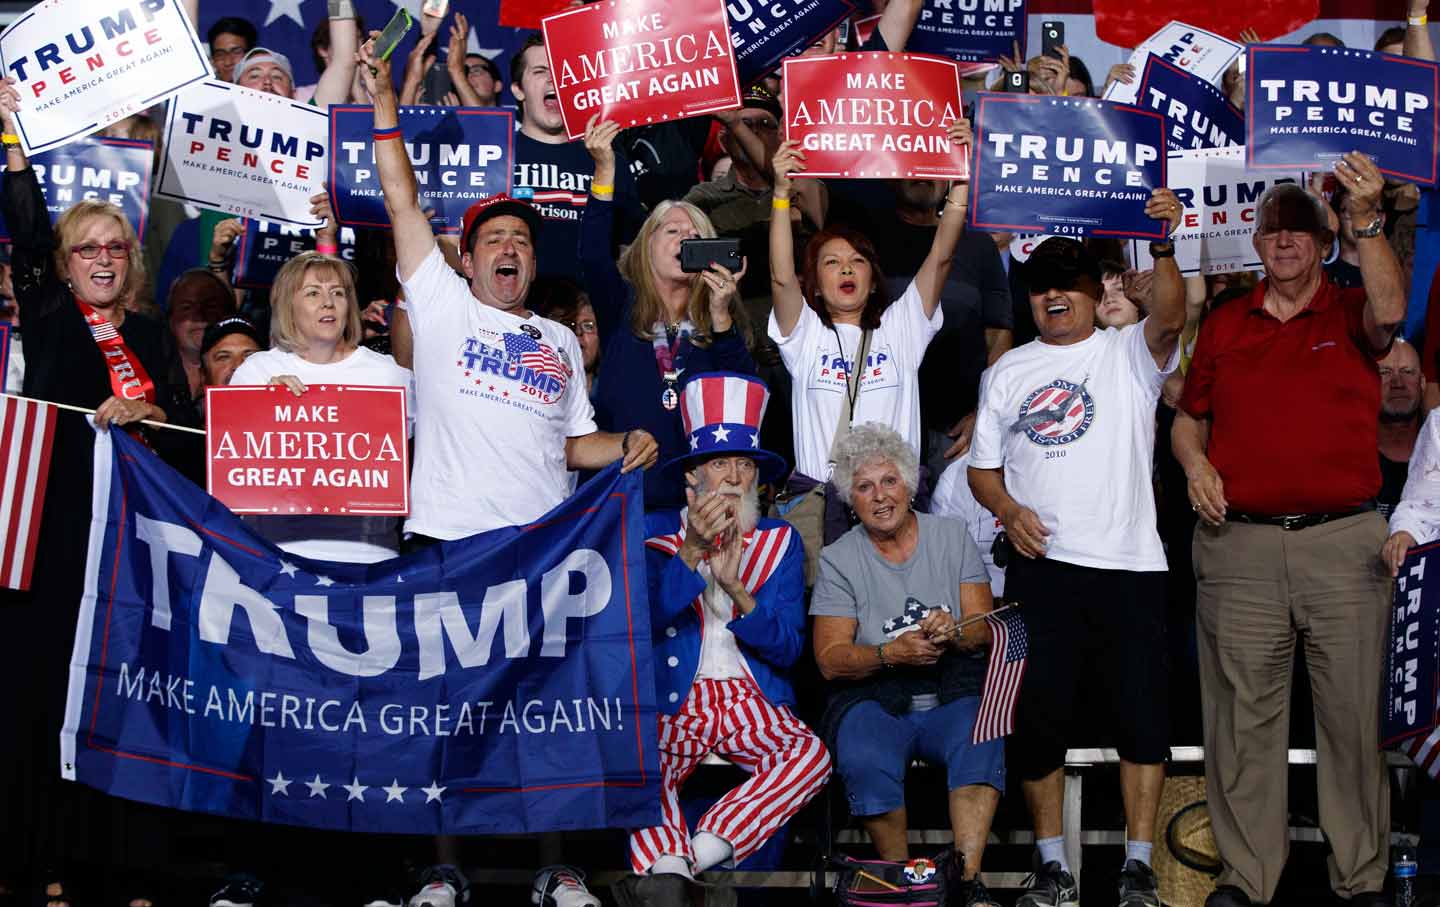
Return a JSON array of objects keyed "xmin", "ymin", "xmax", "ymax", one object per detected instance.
[{"xmin": 663, "ymin": 371, "xmax": 789, "ymax": 483}]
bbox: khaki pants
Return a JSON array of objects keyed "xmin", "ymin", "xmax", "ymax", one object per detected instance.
[{"xmin": 1193, "ymin": 512, "xmax": 1391, "ymax": 903}]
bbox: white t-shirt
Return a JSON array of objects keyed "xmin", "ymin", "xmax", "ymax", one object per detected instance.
[
  {"xmin": 401, "ymin": 247, "xmax": 596, "ymax": 539},
  {"xmin": 930, "ymin": 453, "xmax": 1004, "ymax": 597},
  {"xmin": 768, "ymin": 280, "xmax": 942, "ymax": 480},
  {"xmin": 1389, "ymin": 407, "xmax": 1440, "ymax": 544},
  {"xmin": 970, "ymin": 321, "xmax": 1176, "ymax": 572},
  {"xmin": 230, "ymin": 346, "xmax": 416, "ymax": 563}
]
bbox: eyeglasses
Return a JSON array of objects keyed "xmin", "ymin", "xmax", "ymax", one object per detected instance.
[
  {"xmin": 71, "ymin": 242, "xmax": 130, "ymax": 259},
  {"xmin": 562, "ymin": 319, "xmax": 598, "ymax": 335},
  {"xmin": 211, "ymin": 46, "xmax": 249, "ymax": 59},
  {"xmin": 464, "ymin": 64, "xmax": 496, "ymax": 78}
]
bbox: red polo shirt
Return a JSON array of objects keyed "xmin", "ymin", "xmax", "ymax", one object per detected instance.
[{"xmin": 1179, "ymin": 277, "xmax": 1384, "ymax": 515}]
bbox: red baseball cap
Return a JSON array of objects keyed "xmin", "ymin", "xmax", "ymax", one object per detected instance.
[{"xmin": 460, "ymin": 194, "xmax": 542, "ymax": 253}]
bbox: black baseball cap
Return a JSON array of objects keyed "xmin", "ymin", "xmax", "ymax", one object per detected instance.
[
  {"xmin": 1023, "ymin": 237, "xmax": 1102, "ymax": 293},
  {"xmin": 201, "ymin": 316, "xmax": 263, "ymax": 358}
]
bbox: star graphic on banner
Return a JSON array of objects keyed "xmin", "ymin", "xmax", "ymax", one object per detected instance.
[
  {"xmin": 422, "ymin": 780, "xmax": 446, "ymax": 803},
  {"xmin": 263, "ymin": 0, "xmax": 305, "ymax": 27},
  {"xmin": 305, "ymin": 774, "xmax": 330, "ymax": 798},
  {"xmin": 711, "ymin": 426, "xmax": 730, "ymax": 443},
  {"xmin": 278, "ymin": 560, "xmax": 298, "ymax": 578},
  {"xmin": 343, "ymin": 777, "xmax": 368, "ymax": 801},
  {"xmin": 384, "ymin": 779, "xmax": 408, "ymax": 803},
  {"xmin": 316, "ymin": 575, "xmax": 335, "ymax": 587},
  {"xmin": 268, "ymin": 771, "xmax": 292, "ymax": 796}
]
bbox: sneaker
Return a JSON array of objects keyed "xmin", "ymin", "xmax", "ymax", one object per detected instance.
[
  {"xmin": 408, "ymin": 866, "xmax": 468, "ymax": 907},
  {"xmin": 1117, "ymin": 860, "xmax": 1161, "ymax": 907},
  {"xmin": 210, "ymin": 874, "xmax": 264, "ymax": 907},
  {"xmin": 1016, "ymin": 860, "xmax": 1079, "ymax": 907},
  {"xmin": 957, "ymin": 876, "xmax": 1002, "ymax": 907},
  {"xmin": 532, "ymin": 865, "xmax": 600, "ymax": 907},
  {"xmin": 1203, "ymin": 885, "xmax": 1252, "ymax": 907}
]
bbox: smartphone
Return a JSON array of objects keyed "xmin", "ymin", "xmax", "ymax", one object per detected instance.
[
  {"xmin": 1041, "ymin": 21, "xmax": 1065, "ymax": 59},
  {"xmin": 421, "ymin": 0, "xmax": 449, "ymax": 17},
  {"xmin": 422, "ymin": 61, "xmax": 454, "ymax": 104},
  {"xmin": 374, "ymin": 8, "xmax": 414, "ymax": 62},
  {"xmin": 1005, "ymin": 70, "xmax": 1029, "ymax": 93},
  {"xmin": 680, "ymin": 238, "xmax": 742, "ymax": 274}
]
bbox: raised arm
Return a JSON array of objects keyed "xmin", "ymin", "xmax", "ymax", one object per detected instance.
[
  {"xmin": 1338, "ymin": 151, "xmax": 1406, "ymax": 348},
  {"xmin": 358, "ymin": 37, "xmax": 434, "ymax": 282},
  {"xmin": 444, "ymin": 13, "xmax": 484, "ymax": 107},
  {"xmin": 769, "ymin": 140, "xmax": 808, "ymax": 336},
  {"xmin": 1141, "ymin": 187, "xmax": 1186, "ymax": 367},
  {"xmin": 1406, "ymin": 0, "xmax": 1435, "ymax": 60},
  {"xmin": 912, "ymin": 119, "xmax": 973, "ymax": 318},
  {"xmin": 875, "ymin": 0, "xmax": 924, "ymax": 51},
  {"xmin": 315, "ymin": 5, "xmax": 360, "ymax": 108},
  {"xmin": 579, "ymin": 116, "xmax": 630, "ymax": 342}
]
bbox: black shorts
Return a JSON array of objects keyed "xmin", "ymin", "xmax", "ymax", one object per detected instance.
[{"xmin": 1003, "ymin": 557, "xmax": 1169, "ymax": 780}]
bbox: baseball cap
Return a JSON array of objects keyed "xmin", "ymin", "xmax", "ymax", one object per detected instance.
[
  {"xmin": 234, "ymin": 47, "xmax": 295, "ymax": 86},
  {"xmin": 201, "ymin": 316, "xmax": 263, "ymax": 358},
  {"xmin": 740, "ymin": 86, "xmax": 782, "ymax": 122},
  {"xmin": 1023, "ymin": 237, "xmax": 1102, "ymax": 293},
  {"xmin": 460, "ymin": 193, "xmax": 542, "ymax": 253}
]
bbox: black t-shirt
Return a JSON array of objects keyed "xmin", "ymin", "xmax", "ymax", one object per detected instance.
[
  {"xmin": 867, "ymin": 211, "xmax": 1013, "ymax": 430},
  {"xmin": 1379, "ymin": 451, "xmax": 1410, "ymax": 517},
  {"xmin": 512, "ymin": 132, "xmax": 645, "ymax": 281},
  {"xmin": 622, "ymin": 119, "xmax": 712, "ymax": 211}
]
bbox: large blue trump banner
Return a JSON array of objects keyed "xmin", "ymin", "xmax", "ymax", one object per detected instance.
[
  {"xmin": 63, "ymin": 429, "xmax": 660, "ymax": 835},
  {"xmin": 970, "ymin": 94, "xmax": 1167, "ymax": 240},
  {"xmin": 727, "ymin": 0, "xmax": 855, "ymax": 86},
  {"xmin": 330, "ymin": 106, "xmax": 513, "ymax": 234},
  {"xmin": 1385, "ymin": 542, "xmax": 1440, "ymax": 748},
  {"xmin": 0, "ymin": 137, "xmax": 153, "ymax": 243},
  {"xmin": 1247, "ymin": 44, "xmax": 1439, "ymax": 186},
  {"xmin": 1135, "ymin": 55, "xmax": 1242, "ymax": 153}
]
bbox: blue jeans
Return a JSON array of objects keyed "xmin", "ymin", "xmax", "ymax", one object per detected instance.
[{"xmin": 833, "ymin": 696, "xmax": 1005, "ymax": 817}]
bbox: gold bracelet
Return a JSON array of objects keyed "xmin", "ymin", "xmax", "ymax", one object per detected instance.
[{"xmin": 772, "ymin": 196, "xmax": 791, "ymax": 210}]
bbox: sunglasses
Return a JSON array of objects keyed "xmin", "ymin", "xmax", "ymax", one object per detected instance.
[{"xmin": 71, "ymin": 242, "xmax": 130, "ymax": 260}]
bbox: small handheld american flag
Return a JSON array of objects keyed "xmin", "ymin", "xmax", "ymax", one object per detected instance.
[{"xmin": 972, "ymin": 605, "xmax": 1028, "ymax": 744}]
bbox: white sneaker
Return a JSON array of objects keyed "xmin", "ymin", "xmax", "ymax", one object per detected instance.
[{"xmin": 532, "ymin": 865, "xmax": 601, "ymax": 907}]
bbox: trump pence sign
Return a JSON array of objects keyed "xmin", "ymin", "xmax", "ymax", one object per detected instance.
[
  {"xmin": 782, "ymin": 52, "xmax": 970, "ymax": 180},
  {"xmin": 542, "ymin": 0, "xmax": 741, "ymax": 140},
  {"xmin": 0, "ymin": 0, "xmax": 212, "ymax": 154},
  {"xmin": 206, "ymin": 385, "xmax": 409, "ymax": 516}
]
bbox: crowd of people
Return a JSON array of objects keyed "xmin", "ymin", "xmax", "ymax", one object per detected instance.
[{"xmin": 1, "ymin": 0, "xmax": 1439, "ymax": 906}]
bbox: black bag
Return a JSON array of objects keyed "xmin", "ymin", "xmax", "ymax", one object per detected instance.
[{"xmin": 832, "ymin": 851, "xmax": 957, "ymax": 906}]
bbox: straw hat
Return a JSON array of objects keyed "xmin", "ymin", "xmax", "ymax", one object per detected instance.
[{"xmin": 1153, "ymin": 775, "xmax": 1222, "ymax": 907}]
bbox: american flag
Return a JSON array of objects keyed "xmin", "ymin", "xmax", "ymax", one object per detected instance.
[
  {"xmin": 502, "ymin": 333, "xmax": 568, "ymax": 383},
  {"xmin": 972, "ymin": 607, "xmax": 1028, "ymax": 744},
  {"xmin": 0, "ymin": 395, "xmax": 57, "ymax": 591}
]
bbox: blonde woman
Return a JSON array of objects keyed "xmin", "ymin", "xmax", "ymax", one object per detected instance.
[
  {"xmin": 229, "ymin": 251, "xmax": 415, "ymax": 562},
  {"xmin": 581, "ymin": 116, "xmax": 757, "ymax": 510}
]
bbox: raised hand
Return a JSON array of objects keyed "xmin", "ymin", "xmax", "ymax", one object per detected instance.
[
  {"xmin": 1145, "ymin": 187, "xmax": 1184, "ymax": 236},
  {"xmin": 771, "ymin": 140, "xmax": 807, "ymax": 198}
]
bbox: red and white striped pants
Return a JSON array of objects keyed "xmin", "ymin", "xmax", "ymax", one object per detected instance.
[{"xmin": 629, "ymin": 677, "xmax": 832, "ymax": 873}]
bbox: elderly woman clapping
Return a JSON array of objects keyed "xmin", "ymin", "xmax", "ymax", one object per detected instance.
[{"xmin": 810, "ymin": 423, "xmax": 1003, "ymax": 904}]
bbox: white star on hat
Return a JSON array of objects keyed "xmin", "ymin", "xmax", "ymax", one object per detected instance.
[
  {"xmin": 268, "ymin": 771, "xmax": 291, "ymax": 796},
  {"xmin": 383, "ymin": 779, "xmax": 408, "ymax": 803},
  {"xmin": 690, "ymin": 435, "xmax": 700, "ymax": 450},
  {"xmin": 711, "ymin": 426, "xmax": 731, "ymax": 443},
  {"xmin": 342, "ymin": 777, "xmax": 368, "ymax": 802},
  {"xmin": 750, "ymin": 432, "xmax": 759, "ymax": 448},
  {"xmin": 422, "ymin": 781, "xmax": 447, "ymax": 804},
  {"xmin": 305, "ymin": 774, "xmax": 330, "ymax": 799}
]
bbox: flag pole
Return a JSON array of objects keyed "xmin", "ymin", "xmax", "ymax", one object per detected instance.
[
  {"xmin": 928, "ymin": 600, "xmax": 1020, "ymax": 644},
  {"xmin": 0, "ymin": 393, "xmax": 206, "ymax": 435}
]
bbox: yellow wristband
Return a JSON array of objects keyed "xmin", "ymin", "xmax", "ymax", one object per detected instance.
[
  {"xmin": 772, "ymin": 196, "xmax": 791, "ymax": 210},
  {"xmin": 1411, "ymin": 14, "xmax": 1428, "ymax": 25},
  {"xmin": 590, "ymin": 183, "xmax": 614, "ymax": 195},
  {"xmin": 1, "ymin": 134, "xmax": 19, "ymax": 146}
]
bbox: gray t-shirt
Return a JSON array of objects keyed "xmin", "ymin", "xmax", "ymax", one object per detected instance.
[{"xmin": 810, "ymin": 513, "xmax": 990, "ymax": 646}]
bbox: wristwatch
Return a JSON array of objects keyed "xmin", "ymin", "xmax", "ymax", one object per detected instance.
[
  {"xmin": 1148, "ymin": 241, "xmax": 1176, "ymax": 259},
  {"xmin": 1353, "ymin": 214, "xmax": 1385, "ymax": 239}
]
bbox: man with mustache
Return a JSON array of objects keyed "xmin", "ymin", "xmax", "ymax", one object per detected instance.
[{"xmin": 605, "ymin": 372, "xmax": 831, "ymax": 907}]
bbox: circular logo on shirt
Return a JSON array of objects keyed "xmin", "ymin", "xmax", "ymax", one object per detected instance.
[
  {"xmin": 1015, "ymin": 379, "xmax": 1094, "ymax": 446},
  {"xmin": 520, "ymin": 324, "xmax": 543, "ymax": 339}
]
